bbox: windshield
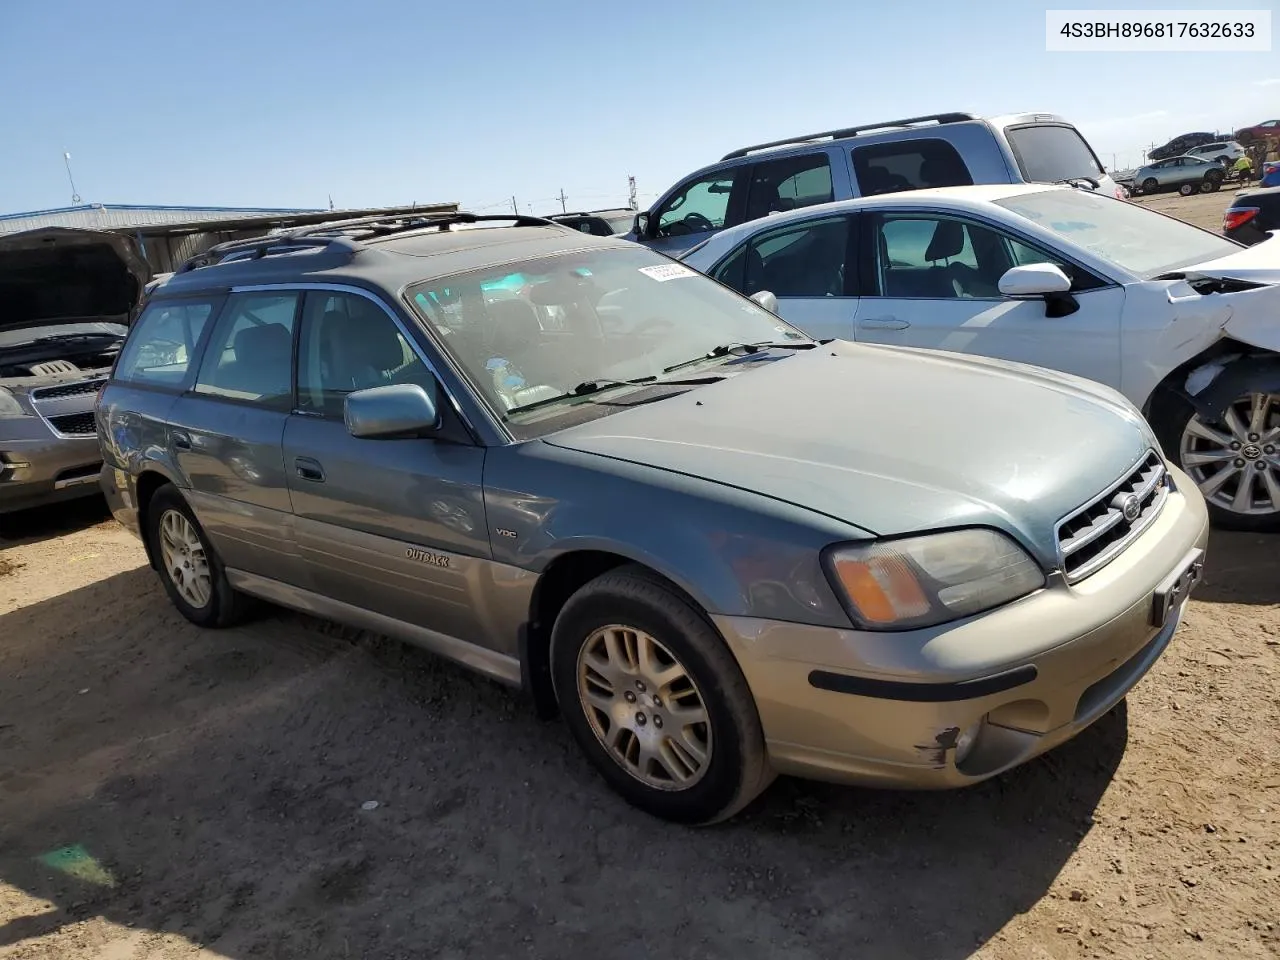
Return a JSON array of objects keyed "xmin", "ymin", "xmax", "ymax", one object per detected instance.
[
  {"xmin": 407, "ymin": 246, "xmax": 810, "ymax": 423},
  {"xmin": 0, "ymin": 321, "xmax": 128, "ymax": 350},
  {"xmin": 1005, "ymin": 124, "xmax": 1105, "ymax": 183},
  {"xmin": 994, "ymin": 189, "xmax": 1240, "ymax": 277}
]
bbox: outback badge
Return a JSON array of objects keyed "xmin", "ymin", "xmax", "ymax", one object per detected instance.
[{"xmin": 406, "ymin": 547, "xmax": 450, "ymax": 568}]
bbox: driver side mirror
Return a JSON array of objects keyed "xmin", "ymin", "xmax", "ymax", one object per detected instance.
[
  {"xmin": 345, "ymin": 382, "xmax": 440, "ymax": 439},
  {"xmin": 749, "ymin": 290, "xmax": 779, "ymax": 314},
  {"xmin": 633, "ymin": 212, "xmax": 651, "ymax": 239},
  {"xmin": 998, "ymin": 263, "xmax": 1078, "ymax": 318}
]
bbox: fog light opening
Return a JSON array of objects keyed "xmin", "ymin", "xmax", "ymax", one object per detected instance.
[{"xmin": 954, "ymin": 717, "xmax": 986, "ymax": 766}]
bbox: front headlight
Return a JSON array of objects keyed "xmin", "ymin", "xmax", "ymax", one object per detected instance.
[
  {"xmin": 823, "ymin": 528, "xmax": 1045, "ymax": 631},
  {"xmin": 0, "ymin": 387, "xmax": 31, "ymax": 419}
]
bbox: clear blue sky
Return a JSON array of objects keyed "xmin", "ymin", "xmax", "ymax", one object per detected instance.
[{"xmin": 0, "ymin": 0, "xmax": 1275, "ymax": 217}]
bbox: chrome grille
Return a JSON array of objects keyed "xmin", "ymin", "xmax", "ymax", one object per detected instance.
[
  {"xmin": 32, "ymin": 377, "xmax": 106, "ymax": 401},
  {"xmin": 1055, "ymin": 450, "xmax": 1168, "ymax": 583}
]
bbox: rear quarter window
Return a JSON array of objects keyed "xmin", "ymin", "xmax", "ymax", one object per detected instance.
[
  {"xmin": 1004, "ymin": 124, "xmax": 1104, "ymax": 183},
  {"xmin": 851, "ymin": 138, "xmax": 973, "ymax": 196},
  {"xmin": 113, "ymin": 297, "xmax": 221, "ymax": 388}
]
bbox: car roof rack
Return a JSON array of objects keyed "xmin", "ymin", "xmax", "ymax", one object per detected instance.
[
  {"xmin": 175, "ymin": 212, "xmax": 561, "ymax": 273},
  {"xmin": 720, "ymin": 112, "xmax": 980, "ymax": 161}
]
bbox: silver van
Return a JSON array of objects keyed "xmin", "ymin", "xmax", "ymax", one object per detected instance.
[{"xmin": 627, "ymin": 112, "xmax": 1123, "ymax": 257}]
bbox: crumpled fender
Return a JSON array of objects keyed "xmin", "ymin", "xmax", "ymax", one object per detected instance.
[{"xmin": 1184, "ymin": 352, "xmax": 1280, "ymax": 420}]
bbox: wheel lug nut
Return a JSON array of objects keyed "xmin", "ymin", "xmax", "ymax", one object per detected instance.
[
  {"xmin": 652, "ymin": 696, "xmax": 662, "ymax": 708},
  {"xmin": 1249, "ymin": 433, "xmax": 1260, "ymax": 442},
  {"xmin": 1257, "ymin": 462, "xmax": 1268, "ymax": 471},
  {"xmin": 635, "ymin": 713, "xmax": 647, "ymax": 726},
  {"xmin": 1231, "ymin": 441, "xmax": 1242, "ymax": 450},
  {"xmin": 624, "ymin": 691, "xmax": 636, "ymax": 703},
  {"xmin": 1235, "ymin": 458, "xmax": 1246, "ymax": 468},
  {"xmin": 1267, "ymin": 446, "xmax": 1276, "ymax": 455},
  {"xmin": 634, "ymin": 680, "xmax": 646, "ymax": 693},
  {"xmin": 653, "ymin": 716, "xmax": 663, "ymax": 729}
]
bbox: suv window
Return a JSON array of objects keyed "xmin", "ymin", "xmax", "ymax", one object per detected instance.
[
  {"xmin": 714, "ymin": 215, "xmax": 851, "ymax": 298},
  {"xmin": 744, "ymin": 154, "xmax": 834, "ymax": 222},
  {"xmin": 193, "ymin": 292, "xmax": 298, "ymax": 405},
  {"xmin": 851, "ymin": 138, "xmax": 973, "ymax": 196},
  {"xmin": 654, "ymin": 172, "xmax": 739, "ymax": 238},
  {"xmin": 297, "ymin": 291, "xmax": 433, "ymax": 418},
  {"xmin": 1003, "ymin": 123, "xmax": 1104, "ymax": 183},
  {"xmin": 113, "ymin": 297, "xmax": 218, "ymax": 387}
]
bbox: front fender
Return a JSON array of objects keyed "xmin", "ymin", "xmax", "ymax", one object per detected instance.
[
  {"xmin": 1185, "ymin": 352, "xmax": 1280, "ymax": 421},
  {"xmin": 483, "ymin": 441, "xmax": 867, "ymax": 628}
]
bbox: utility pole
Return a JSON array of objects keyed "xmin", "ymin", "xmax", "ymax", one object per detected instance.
[
  {"xmin": 628, "ymin": 176, "xmax": 637, "ymax": 211},
  {"xmin": 557, "ymin": 188, "xmax": 568, "ymax": 213},
  {"xmin": 63, "ymin": 152, "xmax": 81, "ymax": 203},
  {"xmin": 511, "ymin": 196, "xmax": 518, "ymax": 214}
]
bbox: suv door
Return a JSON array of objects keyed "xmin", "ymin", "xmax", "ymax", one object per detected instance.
[
  {"xmin": 709, "ymin": 213, "xmax": 859, "ymax": 342},
  {"xmin": 282, "ymin": 287, "xmax": 491, "ymax": 642},
  {"xmin": 167, "ymin": 290, "xmax": 305, "ymax": 584},
  {"xmin": 853, "ymin": 212, "xmax": 1124, "ymax": 388},
  {"xmin": 644, "ymin": 169, "xmax": 748, "ymax": 257}
]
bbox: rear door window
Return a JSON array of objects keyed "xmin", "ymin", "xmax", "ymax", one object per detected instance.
[
  {"xmin": 1004, "ymin": 123, "xmax": 1105, "ymax": 183},
  {"xmin": 744, "ymin": 153, "xmax": 834, "ymax": 221},
  {"xmin": 850, "ymin": 138, "xmax": 973, "ymax": 196},
  {"xmin": 192, "ymin": 292, "xmax": 299, "ymax": 407}
]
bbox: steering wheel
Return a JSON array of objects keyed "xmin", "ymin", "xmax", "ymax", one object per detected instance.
[{"xmin": 682, "ymin": 213, "xmax": 714, "ymax": 233}]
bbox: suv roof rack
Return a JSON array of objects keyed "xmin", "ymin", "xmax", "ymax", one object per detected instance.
[
  {"xmin": 720, "ymin": 112, "xmax": 980, "ymax": 161},
  {"xmin": 175, "ymin": 212, "xmax": 561, "ymax": 274}
]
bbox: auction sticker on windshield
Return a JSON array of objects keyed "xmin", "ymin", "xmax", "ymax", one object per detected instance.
[{"xmin": 638, "ymin": 263, "xmax": 697, "ymax": 282}]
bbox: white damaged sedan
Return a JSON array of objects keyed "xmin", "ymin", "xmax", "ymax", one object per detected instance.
[{"xmin": 680, "ymin": 184, "xmax": 1280, "ymax": 530}]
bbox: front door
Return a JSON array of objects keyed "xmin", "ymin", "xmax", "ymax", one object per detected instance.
[
  {"xmin": 853, "ymin": 212, "xmax": 1125, "ymax": 389},
  {"xmin": 281, "ymin": 289, "xmax": 492, "ymax": 644},
  {"xmin": 168, "ymin": 290, "xmax": 305, "ymax": 585}
]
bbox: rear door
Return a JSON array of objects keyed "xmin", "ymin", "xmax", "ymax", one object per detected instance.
[
  {"xmin": 167, "ymin": 290, "xmax": 305, "ymax": 584},
  {"xmin": 852, "ymin": 211, "xmax": 1125, "ymax": 389},
  {"xmin": 708, "ymin": 213, "xmax": 860, "ymax": 342},
  {"xmin": 281, "ymin": 287, "xmax": 492, "ymax": 643}
]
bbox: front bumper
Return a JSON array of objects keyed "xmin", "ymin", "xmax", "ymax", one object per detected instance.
[
  {"xmin": 714, "ymin": 470, "xmax": 1210, "ymax": 789},
  {"xmin": 0, "ymin": 434, "xmax": 104, "ymax": 514}
]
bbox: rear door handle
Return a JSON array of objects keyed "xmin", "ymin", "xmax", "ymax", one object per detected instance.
[
  {"xmin": 860, "ymin": 316, "xmax": 910, "ymax": 330},
  {"xmin": 171, "ymin": 431, "xmax": 191, "ymax": 450},
  {"xmin": 294, "ymin": 457, "xmax": 326, "ymax": 483}
]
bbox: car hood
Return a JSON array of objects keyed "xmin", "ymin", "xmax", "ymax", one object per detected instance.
[
  {"xmin": 543, "ymin": 341, "xmax": 1154, "ymax": 564},
  {"xmin": 0, "ymin": 227, "xmax": 150, "ymax": 334},
  {"xmin": 1177, "ymin": 232, "xmax": 1280, "ymax": 283}
]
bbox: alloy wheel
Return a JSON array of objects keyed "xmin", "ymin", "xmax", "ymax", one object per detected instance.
[
  {"xmin": 1179, "ymin": 392, "xmax": 1280, "ymax": 517},
  {"xmin": 576, "ymin": 625, "xmax": 713, "ymax": 790},
  {"xmin": 158, "ymin": 509, "xmax": 213, "ymax": 608}
]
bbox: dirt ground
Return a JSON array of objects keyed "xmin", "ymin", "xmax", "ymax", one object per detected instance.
[
  {"xmin": 1130, "ymin": 185, "xmax": 1243, "ymax": 231},
  {"xmin": 1, "ymin": 194, "xmax": 1278, "ymax": 959}
]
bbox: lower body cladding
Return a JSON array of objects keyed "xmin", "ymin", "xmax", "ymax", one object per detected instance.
[
  {"xmin": 0, "ymin": 435, "xmax": 104, "ymax": 514},
  {"xmin": 714, "ymin": 479, "xmax": 1210, "ymax": 789}
]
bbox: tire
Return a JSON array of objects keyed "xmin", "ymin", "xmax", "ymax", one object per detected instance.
[
  {"xmin": 550, "ymin": 565, "xmax": 774, "ymax": 824},
  {"xmin": 1206, "ymin": 169, "xmax": 1224, "ymax": 184},
  {"xmin": 1179, "ymin": 183, "xmax": 1195, "ymax": 196},
  {"xmin": 1143, "ymin": 178, "xmax": 1159, "ymax": 193},
  {"xmin": 1151, "ymin": 388, "xmax": 1280, "ymax": 532},
  {"xmin": 1199, "ymin": 179, "xmax": 1216, "ymax": 194},
  {"xmin": 146, "ymin": 484, "xmax": 255, "ymax": 627}
]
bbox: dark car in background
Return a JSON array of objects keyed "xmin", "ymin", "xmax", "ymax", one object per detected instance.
[
  {"xmin": 1147, "ymin": 132, "xmax": 1219, "ymax": 162},
  {"xmin": 547, "ymin": 208, "xmax": 637, "ymax": 237},
  {"xmin": 1223, "ymin": 187, "xmax": 1280, "ymax": 246},
  {"xmin": 0, "ymin": 227, "xmax": 148, "ymax": 513}
]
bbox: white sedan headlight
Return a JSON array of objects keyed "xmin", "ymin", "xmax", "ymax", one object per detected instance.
[
  {"xmin": 824, "ymin": 528, "xmax": 1045, "ymax": 631},
  {"xmin": 0, "ymin": 387, "xmax": 31, "ymax": 419}
]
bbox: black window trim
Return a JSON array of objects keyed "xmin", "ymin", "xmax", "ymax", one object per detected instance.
[
  {"xmin": 109, "ymin": 290, "xmax": 228, "ymax": 395},
  {"xmin": 859, "ymin": 208, "xmax": 1116, "ymax": 300}
]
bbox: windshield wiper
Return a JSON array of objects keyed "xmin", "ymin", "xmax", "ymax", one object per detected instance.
[
  {"xmin": 661, "ymin": 340, "xmax": 814, "ymax": 375},
  {"xmin": 505, "ymin": 375, "xmax": 658, "ymax": 415},
  {"xmin": 29, "ymin": 332, "xmax": 124, "ymax": 345}
]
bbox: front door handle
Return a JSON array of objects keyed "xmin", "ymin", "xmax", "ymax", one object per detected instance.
[
  {"xmin": 171, "ymin": 431, "xmax": 191, "ymax": 450},
  {"xmin": 294, "ymin": 457, "xmax": 326, "ymax": 483},
  {"xmin": 860, "ymin": 316, "xmax": 910, "ymax": 330}
]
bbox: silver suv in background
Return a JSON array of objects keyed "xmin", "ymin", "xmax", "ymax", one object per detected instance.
[
  {"xmin": 99, "ymin": 212, "xmax": 1207, "ymax": 824},
  {"xmin": 0, "ymin": 227, "xmax": 148, "ymax": 514},
  {"xmin": 624, "ymin": 112, "xmax": 1124, "ymax": 256},
  {"xmin": 1131, "ymin": 156, "xmax": 1226, "ymax": 196},
  {"xmin": 1183, "ymin": 140, "xmax": 1247, "ymax": 165}
]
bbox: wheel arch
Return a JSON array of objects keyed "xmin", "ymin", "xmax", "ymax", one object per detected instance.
[
  {"xmin": 134, "ymin": 467, "xmax": 180, "ymax": 570},
  {"xmin": 1143, "ymin": 340, "xmax": 1280, "ymax": 425},
  {"xmin": 520, "ymin": 549, "xmax": 713, "ymax": 721}
]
